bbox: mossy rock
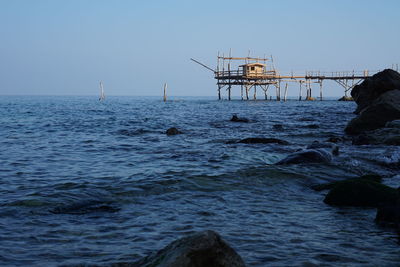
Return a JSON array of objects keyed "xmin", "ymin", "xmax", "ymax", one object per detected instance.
[{"xmin": 324, "ymin": 178, "xmax": 399, "ymax": 207}]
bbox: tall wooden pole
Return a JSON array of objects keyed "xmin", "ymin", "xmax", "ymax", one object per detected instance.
[
  {"xmin": 299, "ymin": 82, "xmax": 302, "ymax": 101},
  {"xmin": 163, "ymin": 83, "xmax": 167, "ymax": 102},
  {"xmin": 319, "ymin": 80, "xmax": 323, "ymax": 101},
  {"xmin": 253, "ymin": 85, "xmax": 257, "ymax": 100},
  {"xmin": 284, "ymin": 83, "xmax": 288, "ymax": 102}
]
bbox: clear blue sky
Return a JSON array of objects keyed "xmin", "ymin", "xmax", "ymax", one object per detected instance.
[{"xmin": 1, "ymin": 0, "xmax": 399, "ymax": 97}]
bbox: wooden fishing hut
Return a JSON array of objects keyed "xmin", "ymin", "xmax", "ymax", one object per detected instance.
[{"xmin": 214, "ymin": 55, "xmax": 280, "ymax": 101}]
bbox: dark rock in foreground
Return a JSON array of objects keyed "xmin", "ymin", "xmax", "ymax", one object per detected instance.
[
  {"xmin": 166, "ymin": 127, "xmax": 183, "ymax": 136},
  {"xmin": 351, "ymin": 69, "xmax": 400, "ymax": 114},
  {"xmin": 235, "ymin": 137, "xmax": 289, "ymax": 145},
  {"xmin": 345, "ymin": 69, "xmax": 400, "ymax": 134},
  {"xmin": 351, "ymin": 126, "xmax": 400, "ymax": 146},
  {"xmin": 276, "ymin": 149, "xmax": 332, "ymax": 165},
  {"xmin": 345, "ymin": 90, "xmax": 400, "ymax": 134},
  {"xmin": 324, "ymin": 177, "xmax": 399, "ymax": 207},
  {"xmin": 133, "ymin": 230, "xmax": 246, "ymax": 267},
  {"xmin": 230, "ymin": 114, "xmax": 249, "ymax": 123}
]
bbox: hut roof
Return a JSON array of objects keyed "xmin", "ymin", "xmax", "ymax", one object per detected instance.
[{"xmin": 239, "ymin": 63, "xmax": 266, "ymax": 67}]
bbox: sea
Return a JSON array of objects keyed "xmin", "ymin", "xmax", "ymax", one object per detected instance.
[{"xmin": 0, "ymin": 95, "xmax": 399, "ymax": 266}]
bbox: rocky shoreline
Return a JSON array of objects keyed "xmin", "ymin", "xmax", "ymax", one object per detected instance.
[{"xmin": 110, "ymin": 69, "xmax": 400, "ymax": 267}]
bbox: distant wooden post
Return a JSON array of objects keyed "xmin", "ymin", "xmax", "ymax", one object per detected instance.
[
  {"xmin": 163, "ymin": 83, "xmax": 167, "ymax": 102},
  {"xmin": 284, "ymin": 83, "xmax": 288, "ymax": 102},
  {"xmin": 299, "ymin": 82, "xmax": 302, "ymax": 101},
  {"xmin": 253, "ymin": 85, "xmax": 257, "ymax": 100},
  {"xmin": 319, "ymin": 80, "xmax": 323, "ymax": 101},
  {"xmin": 241, "ymin": 85, "xmax": 244, "ymax": 100},
  {"xmin": 228, "ymin": 85, "xmax": 231, "ymax": 101}
]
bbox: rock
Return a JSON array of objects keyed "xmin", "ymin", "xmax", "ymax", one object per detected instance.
[
  {"xmin": 351, "ymin": 69, "xmax": 400, "ymax": 114},
  {"xmin": 326, "ymin": 136, "xmax": 343, "ymax": 143},
  {"xmin": 303, "ymin": 124, "xmax": 319, "ymax": 129},
  {"xmin": 311, "ymin": 174, "xmax": 382, "ymax": 191},
  {"xmin": 351, "ymin": 127, "xmax": 400, "ymax": 146},
  {"xmin": 324, "ymin": 178, "xmax": 399, "ymax": 207},
  {"xmin": 276, "ymin": 149, "xmax": 332, "ymax": 165},
  {"xmin": 166, "ymin": 127, "xmax": 182, "ymax": 136},
  {"xmin": 133, "ymin": 230, "xmax": 246, "ymax": 267},
  {"xmin": 351, "ymin": 133, "xmax": 374, "ymax": 145},
  {"xmin": 230, "ymin": 114, "xmax": 249, "ymax": 123},
  {"xmin": 345, "ymin": 90, "xmax": 400, "ymax": 134},
  {"xmin": 272, "ymin": 124, "xmax": 284, "ymax": 131},
  {"xmin": 375, "ymin": 201, "xmax": 400, "ymax": 227},
  {"xmin": 50, "ymin": 200, "xmax": 120, "ymax": 215},
  {"xmin": 236, "ymin": 137, "xmax": 289, "ymax": 145},
  {"xmin": 338, "ymin": 96, "xmax": 354, "ymax": 101}
]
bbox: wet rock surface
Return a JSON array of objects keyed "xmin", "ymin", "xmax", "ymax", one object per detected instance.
[
  {"xmin": 351, "ymin": 69, "xmax": 400, "ymax": 114},
  {"xmin": 132, "ymin": 230, "xmax": 246, "ymax": 267},
  {"xmin": 346, "ymin": 69, "xmax": 400, "ymax": 134},
  {"xmin": 323, "ymin": 177, "xmax": 399, "ymax": 207},
  {"xmin": 276, "ymin": 148, "xmax": 333, "ymax": 165}
]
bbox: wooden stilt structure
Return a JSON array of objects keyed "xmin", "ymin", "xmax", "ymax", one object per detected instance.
[{"xmin": 190, "ymin": 54, "xmax": 395, "ymax": 101}]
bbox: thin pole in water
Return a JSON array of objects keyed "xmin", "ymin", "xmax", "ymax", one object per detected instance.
[{"xmin": 163, "ymin": 83, "xmax": 167, "ymax": 102}]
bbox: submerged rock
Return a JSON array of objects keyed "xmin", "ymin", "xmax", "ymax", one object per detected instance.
[
  {"xmin": 50, "ymin": 200, "xmax": 120, "ymax": 215},
  {"xmin": 312, "ymin": 174, "xmax": 382, "ymax": 192},
  {"xmin": 166, "ymin": 127, "xmax": 183, "ymax": 136},
  {"xmin": 323, "ymin": 178, "xmax": 399, "ymax": 207},
  {"xmin": 326, "ymin": 136, "xmax": 343, "ymax": 143},
  {"xmin": 276, "ymin": 149, "xmax": 332, "ymax": 165},
  {"xmin": 375, "ymin": 201, "xmax": 400, "ymax": 227},
  {"xmin": 133, "ymin": 230, "xmax": 246, "ymax": 267},
  {"xmin": 230, "ymin": 114, "xmax": 249, "ymax": 123},
  {"xmin": 236, "ymin": 137, "xmax": 289, "ymax": 145},
  {"xmin": 272, "ymin": 124, "xmax": 284, "ymax": 131}
]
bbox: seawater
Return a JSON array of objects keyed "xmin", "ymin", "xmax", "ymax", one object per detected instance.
[{"xmin": 0, "ymin": 96, "xmax": 399, "ymax": 266}]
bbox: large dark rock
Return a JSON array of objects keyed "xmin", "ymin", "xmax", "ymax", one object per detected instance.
[
  {"xmin": 345, "ymin": 90, "xmax": 400, "ymax": 134},
  {"xmin": 324, "ymin": 178, "xmax": 399, "ymax": 207},
  {"xmin": 351, "ymin": 127, "xmax": 400, "ymax": 146},
  {"xmin": 311, "ymin": 174, "xmax": 382, "ymax": 191},
  {"xmin": 276, "ymin": 149, "xmax": 332, "ymax": 165},
  {"xmin": 133, "ymin": 230, "xmax": 246, "ymax": 267},
  {"xmin": 236, "ymin": 137, "xmax": 289, "ymax": 145},
  {"xmin": 351, "ymin": 69, "xmax": 400, "ymax": 114}
]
